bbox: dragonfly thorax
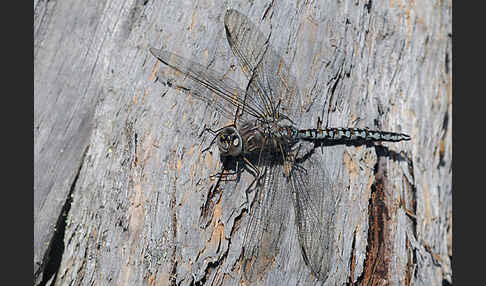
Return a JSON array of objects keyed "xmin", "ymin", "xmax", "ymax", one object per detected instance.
[{"xmin": 237, "ymin": 121, "xmax": 299, "ymax": 155}]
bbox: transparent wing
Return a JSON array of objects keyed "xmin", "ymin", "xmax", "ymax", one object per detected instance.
[
  {"xmin": 288, "ymin": 149, "xmax": 341, "ymax": 281},
  {"xmin": 224, "ymin": 9, "xmax": 308, "ymax": 122},
  {"xmin": 241, "ymin": 156, "xmax": 292, "ymax": 282},
  {"xmin": 150, "ymin": 47, "xmax": 268, "ymax": 122}
]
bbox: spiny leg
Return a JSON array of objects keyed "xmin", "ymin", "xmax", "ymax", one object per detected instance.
[
  {"xmin": 241, "ymin": 155, "xmax": 262, "ymax": 213},
  {"xmin": 208, "ymin": 158, "xmax": 244, "ymax": 182},
  {"xmin": 200, "ymin": 127, "xmax": 218, "ymax": 154},
  {"xmin": 209, "ymin": 169, "xmax": 239, "ymax": 181}
]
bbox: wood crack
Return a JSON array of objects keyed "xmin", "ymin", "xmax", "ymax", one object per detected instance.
[{"xmin": 37, "ymin": 145, "xmax": 89, "ymax": 286}]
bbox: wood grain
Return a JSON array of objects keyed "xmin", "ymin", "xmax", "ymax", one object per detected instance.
[{"xmin": 34, "ymin": 0, "xmax": 451, "ymax": 285}]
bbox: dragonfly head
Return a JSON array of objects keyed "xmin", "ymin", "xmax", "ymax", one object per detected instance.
[{"xmin": 217, "ymin": 126, "xmax": 242, "ymax": 157}]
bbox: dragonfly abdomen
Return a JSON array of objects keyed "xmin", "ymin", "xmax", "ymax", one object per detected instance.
[{"xmin": 297, "ymin": 127, "xmax": 410, "ymax": 142}]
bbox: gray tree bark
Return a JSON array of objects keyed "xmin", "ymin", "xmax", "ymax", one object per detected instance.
[{"xmin": 34, "ymin": 0, "xmax": 452, "ymax": 285}]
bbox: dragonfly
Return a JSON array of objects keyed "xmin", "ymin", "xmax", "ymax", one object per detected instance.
[{"xmin": 150, "ymin": 9, "xmax": 410, "ymax": 282}]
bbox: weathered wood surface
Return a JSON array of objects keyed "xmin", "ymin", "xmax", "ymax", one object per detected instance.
[{"xmin": 34, "ymin": 0, "xmax": 452, "ymax": 285}]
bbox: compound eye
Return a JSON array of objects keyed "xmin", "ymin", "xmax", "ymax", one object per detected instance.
[{"xmin": 233, "ymin": 137, "xmax": 239, "ymax": 146}]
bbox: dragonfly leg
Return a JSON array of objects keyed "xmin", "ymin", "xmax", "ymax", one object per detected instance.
[
  {"xmin": 208, "ymin": 156, "xmax": 246, "ymax": 182},
  {"xmin": 200, "ymin": 127, "xmax": 219, "ymax": 154},
  {"xmin": 209, "ymin": 168, "xmax": 243, "ymax": 182},
  {"xmin": 241, "ymin": 156, "xmax": 263, "ymax": 213}
]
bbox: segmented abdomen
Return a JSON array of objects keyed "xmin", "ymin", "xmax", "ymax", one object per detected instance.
[{"xmin": 297, "ymin": 127, "xmax": 410, "ymax": 142}]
